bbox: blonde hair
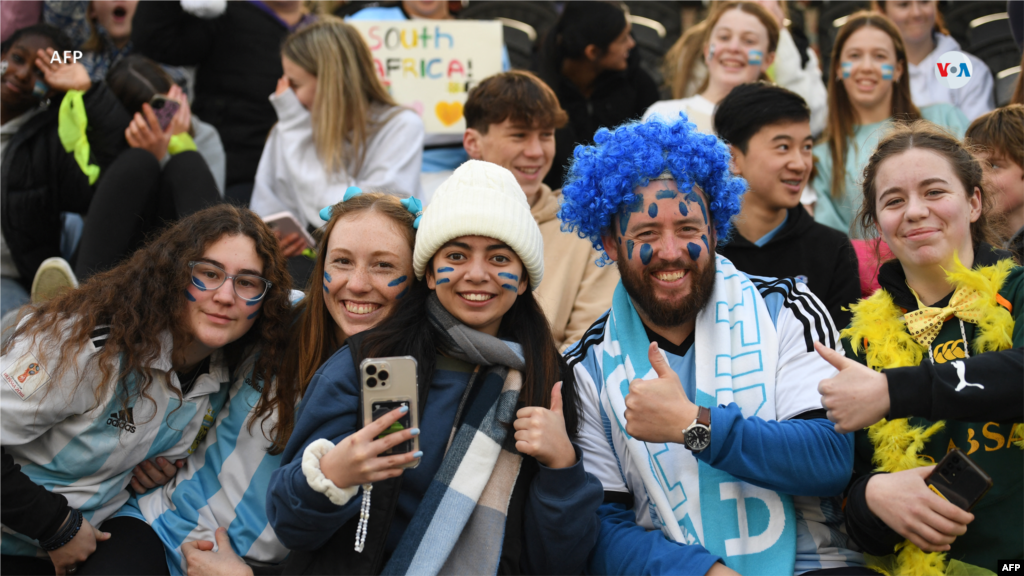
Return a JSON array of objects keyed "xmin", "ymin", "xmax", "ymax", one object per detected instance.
[
  {"xmin": 663, "ymin": 1, "xmax": 780, "ymax": 99},
  {"xmin": 282, "ymin": 16, "xmax": 399, "ymax": 175}
]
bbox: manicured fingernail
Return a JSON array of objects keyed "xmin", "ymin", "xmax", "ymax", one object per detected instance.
[
  {"xmin": 399, "ymin": 405, "xmax": 409, "ymax": 414},
  {"xmin": 413, "ymin": 451, "xmax": 423, "ymax": 458},
  {"xmin": 409, "ymin": 428, "xmax": 420, "ymax": 436}
]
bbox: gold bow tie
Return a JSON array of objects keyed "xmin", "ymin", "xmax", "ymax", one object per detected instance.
[{"xmin": 904, "ymin": 286, "xmax": 982, "ymax": 348}]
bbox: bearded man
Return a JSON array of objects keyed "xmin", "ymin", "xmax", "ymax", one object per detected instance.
[{"xmin": 559, "ymin": 118, "xmax": 869, "ymax": 576}]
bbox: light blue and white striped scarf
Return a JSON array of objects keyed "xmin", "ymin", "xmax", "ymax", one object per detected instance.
[{"xmin": 600, "ymin": 254, "xmax": 797, "ymax": 574}]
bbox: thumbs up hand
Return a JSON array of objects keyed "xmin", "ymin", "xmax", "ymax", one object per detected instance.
[
  {"xmin": 814, "ymin": 341, "xmax": 890, "ymax": 434},
  {"xmin": 624, "ymin": 342, "xmax": 699, "ymax": 444},
  {"xmin": 514, "ymin": 382, "xmax": 577, "ymax": 469}
]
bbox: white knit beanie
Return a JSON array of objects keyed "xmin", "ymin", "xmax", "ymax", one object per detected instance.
[{"xmin": 413, "ymin": 160, "xmax": 544, "ymax": 290}]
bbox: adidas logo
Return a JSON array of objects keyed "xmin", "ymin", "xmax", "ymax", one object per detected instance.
[{"xmin": 106, "ymin": 408, "xmax": 136, "ymax": 433}]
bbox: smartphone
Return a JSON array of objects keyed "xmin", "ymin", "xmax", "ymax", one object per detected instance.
[
  {"xmin": 925, "ymin": 449, "xmax": 993, "ymax": 511},
  {"xmin": 263, "ymin": 211, "xmax": 316, "ymax": 248},
  {"xmin": 361, "ymin": 356, "xmax": 419, "ymax": 468},
  {"xmin": 150, "ymin": 95, "xmax": 181, "ymax": 131}
]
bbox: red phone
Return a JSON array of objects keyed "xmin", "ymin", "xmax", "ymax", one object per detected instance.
[{"xmin": 150, "ymin": 95, "xmax": 180, "ymax": 131}]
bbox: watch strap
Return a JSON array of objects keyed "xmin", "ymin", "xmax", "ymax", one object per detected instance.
[{"xmin": 696, "ymin": 406, "xmax": 710, "ymax": 428}]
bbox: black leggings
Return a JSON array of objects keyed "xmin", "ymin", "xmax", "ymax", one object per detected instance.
[
  {"xmin": 74, "ymin": 148, "xmax": 221, "ymax": 281},
  {"xmin": 0, "ymin": 517, "xmax": 169, "ymax": 575}
]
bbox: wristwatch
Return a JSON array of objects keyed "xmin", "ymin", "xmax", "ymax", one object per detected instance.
[{"xmin": 682, "ymin": 406, "xmax": 711, "ymax": 453}]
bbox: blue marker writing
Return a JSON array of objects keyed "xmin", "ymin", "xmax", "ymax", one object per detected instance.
[
  {"xmin": 747, "ymin": 49, "xmax": 763, "ymax": 66},
  {"xmin": 501, "ymin": 284, "xmax": 517, "ymax": 293},
  {"xmin": 880, "ymin": 63, "xmax": 894, "ymax": 80},
  {"xmin": 639, "ymin": 244, "xmax": 653, "ymax": 265},
  {"xmin": 687, "ymin": 242, "xmax": 702, "ymax": 261},
  {"xmin": 388, "ymin": 275, "xmax": 408, "ymax": 287},
  {"xmin": 498, "ymin": 272, "xmax": 519, "ymax": 281}
]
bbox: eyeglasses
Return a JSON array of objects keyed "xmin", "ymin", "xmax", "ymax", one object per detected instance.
[{"xmin": 188, "ymin": 261, "xmax": 272, "ymax": 302}]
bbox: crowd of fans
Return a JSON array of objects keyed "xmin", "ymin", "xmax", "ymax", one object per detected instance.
[{"xmin": 0, "ymin": 1, "xmax": 1021, "ymax": 575}]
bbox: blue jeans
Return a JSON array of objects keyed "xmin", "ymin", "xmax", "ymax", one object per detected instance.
[{"xmin": 1, "ymin": 276, "xmax": 29, "ymax": 317}]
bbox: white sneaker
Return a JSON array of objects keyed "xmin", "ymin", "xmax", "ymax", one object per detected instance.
[{"xmin": 30, "ymin": 257, "xmax": 78, "ymax": 304}]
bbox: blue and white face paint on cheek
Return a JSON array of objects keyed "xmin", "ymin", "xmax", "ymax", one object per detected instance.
[
  {"xmin": 880, "ymin": 64, "xmax": 894, "ymax": 81},
  {"xmin": 706, "ymin": 42, "xmax": 716, "ymax": 64},
  {"xmin": 841, "ymin": 61, "xmax": 852, "ymax": 79},
  {"xmin": 435, "ymin": 267, "xmax": 453, "ymax": 285},
  {"xmin": 747, "ymin": 49, "xmax": 763, "ymax": 66},
  {"xmin": 498, "ymin": 272, "xmax": 519, "ymax": 293},
  {"xmin": 323, "ymin": 271, "xmax": 332, "ymax": 293}
]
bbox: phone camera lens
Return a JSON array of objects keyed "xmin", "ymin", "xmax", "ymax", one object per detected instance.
[
  {"xmin": 379, "ymin": 370, "xmax": 389, "ymax": 380},
  {"xmin": 367, "ymin": 377, "xmax": 377, "ymax": 388},
  {"xmin": 366, "ymin": 365, "xmax": 377, "ymax": 375}
]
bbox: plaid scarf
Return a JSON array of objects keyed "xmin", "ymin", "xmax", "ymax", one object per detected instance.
[{"xmin": 381, "ymin": 295, "xmax": 525, "ymax": 575}]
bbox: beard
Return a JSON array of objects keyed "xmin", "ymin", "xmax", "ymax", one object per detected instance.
[{"xmin": 617, "ymin": 241, "xmax": 717, "ymax": 329}]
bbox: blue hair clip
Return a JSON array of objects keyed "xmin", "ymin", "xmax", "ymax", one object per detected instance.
[
  {"xmin": 319, "ymin": 186, "xmax": 365, "ymax": 222},
  {"xmin": 401, "ymin": 197, "xmax": 424, "ymax": 229}
]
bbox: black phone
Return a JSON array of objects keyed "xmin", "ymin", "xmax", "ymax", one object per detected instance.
[{"xmin": 925, "ymin": 449, "xmax": 993, "ymax": 511}]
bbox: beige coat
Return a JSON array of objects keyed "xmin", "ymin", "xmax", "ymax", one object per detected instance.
[{"xmin": 531, "ymin": 184, "xmax": 620, "ymax": 351}]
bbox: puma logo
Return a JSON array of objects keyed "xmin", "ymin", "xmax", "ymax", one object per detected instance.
[{"xmin": 952, "ymin": 360, "xmax": 984, "ymax": 392}]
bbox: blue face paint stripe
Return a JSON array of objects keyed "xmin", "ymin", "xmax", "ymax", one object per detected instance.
[
  {"xmin": 246, "ymin": 298, "xmax": 260, "ymax": 306},
  {"xmin": 685, "ymin": 191, "xmax": 709, "ymax": 226},
  {"xmin": 247, "ymin": 310, "xmax": 260, "ymax": 320},
  {"xmin": 184, "ymin": 290, "xmax": 196, "ymax": 302},
  {"xmin": 501, "ymin": 284, "xmax": 517, "ymax": 292},
  {"xmin": 626, "ymin": 239, "xmax": 634, "ymax": 259},
  {"xmin": 436, "ymin": 267, "xmax": 454, "ymax": 273},
  {"xmin": 435, "ymin": 278, "xmax": 450, "ymax": 284},
  {"xmin": 388, "ymin": 275, "xmax": 408, "ymax": 287},
  {"xmin": 648, "ymin": 203, "xmax": 658, "ymax": 218},
  {"xmin": 323, "ymin": 283, "xmax": 329, "ymax": 293},
  {"xmin": 323, "ymin": 271, "xmax": 332, "ymax": 283},
  {"xmin": 687, "ymin": 242, "xmax": 702, "ymax": 261},
  {"xmin": 397, "ymin": 286, "xmax": 408, "ymax": 299},
  {"xmin": 702, "ymin": 234, "xmax": 710, "ymax": 253},
  {"xmin": 192, "ymin": 277, "xmax": 207, "ymax": 291},
  {"xmin": 655, "ymin": 189, "xmax": 677, "ymax": 199},
  {"xmin": 639, "ymin": 244, "xmax": 653, "ymax": 265},
  {"xmin": 497, "ymin": 272, "xmax": 518, "ymax": 281},
  {"xmin": 881, "ymin": 63, "xmax": 894, "ymax": 80},
  {"xmin": 678, "ymin": 202, "xmax": 688, "ymax": 216}
]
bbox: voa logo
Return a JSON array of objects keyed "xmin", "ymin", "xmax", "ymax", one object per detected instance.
[{"xmin": 934, "ymin": 51, "xmax": 972, "ymax": 89}]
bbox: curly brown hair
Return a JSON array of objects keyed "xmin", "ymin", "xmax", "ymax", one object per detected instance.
[
  {"xmin": 272, "ymin": 192, "xmax": 416, "ymax": 454},
  {"xmin": 2, "ymin": 205, "xmax": 294, "ymax": 442}
]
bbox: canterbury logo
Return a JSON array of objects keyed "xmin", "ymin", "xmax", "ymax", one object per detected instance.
[
  {"xmin": 17, "ymin": 363, "xmax": 41, "ymax": 383},
  {"xmin": 106, "ymin": 408, "xmax": 136, "ymax": 433},
  {"xmin": 932, "ymin": 339, "xmax": 965, "ymax": 364}
]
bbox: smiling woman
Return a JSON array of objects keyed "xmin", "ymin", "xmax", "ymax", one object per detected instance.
[
  {"xmin": 265, "ymin": 160, "xmax": 603, "ymax": 575},
  {"xmin": 830, "ymin": 121, "xmax": 1024, "ymax": 572},
  {"xmin": 0, "ymin": 204, "xmax": 293, "ymax": 575}
]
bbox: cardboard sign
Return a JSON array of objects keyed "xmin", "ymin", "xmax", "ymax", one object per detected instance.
[{"xmin": 350, "ymin": 20, "xmax": 503, "ymax": 134}]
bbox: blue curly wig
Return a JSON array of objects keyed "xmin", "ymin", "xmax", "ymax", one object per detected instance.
[{"xmin": 558, "ymin": 116, "xmax": 747, "ymax": 265}]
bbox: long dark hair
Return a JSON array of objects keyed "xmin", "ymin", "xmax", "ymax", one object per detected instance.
[
  {"xmin": 106, "ymin": 55, "xmax": 175, "ymax": 115},
  {"xmin": 824, "ymin": 11, "xmax": 920, "ymax": 204},
  {"xmin": 3, "ymin": 205, "xmax": 294, "ymax": 431},
  {"xmin": 359, "ymin": 276, "xmax": 581, "ymax": 439},
  {"xmin": 535, "ymin": 1, "xmax": 629, "ymax": 89}
]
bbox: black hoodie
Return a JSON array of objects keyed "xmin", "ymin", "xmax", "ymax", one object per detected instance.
[{"xmin": 718, "ymin": 205, "xmax": 861, "ymax": 330}]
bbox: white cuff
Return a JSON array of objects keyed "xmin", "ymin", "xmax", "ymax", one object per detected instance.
[
  {"xmin": 180, "ymin": 0, "xmax": 227, "ymax": 19},
  {"xmin": 302, "ymin": 438, "xmax": 359, "ymax": 506}
]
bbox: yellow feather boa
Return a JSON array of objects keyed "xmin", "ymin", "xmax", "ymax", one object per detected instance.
[{"xmin": 841, "ymin": 256, "xmax": 1019, "ymax": 576}]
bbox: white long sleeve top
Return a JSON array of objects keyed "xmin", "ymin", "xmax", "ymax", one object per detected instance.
[{"xmin": 250, "ymin": 89, "xmax": 424, "ymax": 230}]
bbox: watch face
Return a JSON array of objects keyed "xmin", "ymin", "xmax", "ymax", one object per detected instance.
[{"xmin": 686, "ymin": 425, "xmax": 711, "ymax": 451}]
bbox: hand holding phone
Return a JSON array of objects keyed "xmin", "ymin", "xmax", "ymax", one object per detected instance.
[
  {"xmin": 864, "ymin": 465, "xmax": 975, "ymax": 552},
  {"xmin": 150, "ymin": 95, "xmax": 181, "ymax": 132},
  {"xmin": 925, "ymin": 449, "xmax": 993, "ymax": 511},
  {"xmin": 318, "ymin": 404, "xmax": 421, "ymax": 489}
]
